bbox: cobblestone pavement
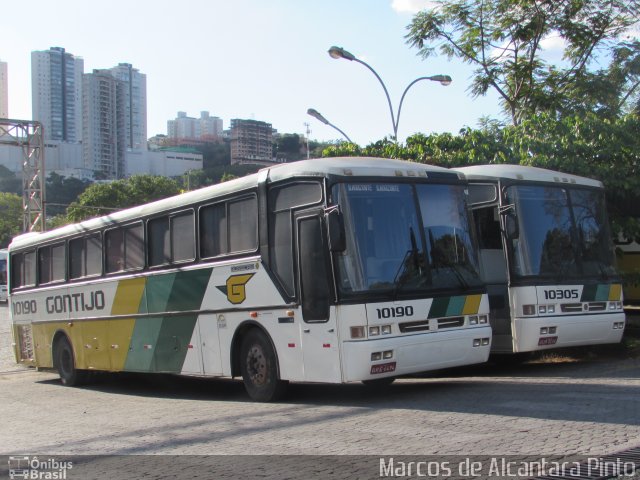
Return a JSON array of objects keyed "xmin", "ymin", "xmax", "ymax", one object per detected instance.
[{"xmin": 1, "ymin": 305, "xmax": 639, "ymax": 462}]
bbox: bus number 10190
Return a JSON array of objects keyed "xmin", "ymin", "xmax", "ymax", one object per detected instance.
[{"xmin": 376, "ymin": 306, "xmax": 414, "ymax": 319}]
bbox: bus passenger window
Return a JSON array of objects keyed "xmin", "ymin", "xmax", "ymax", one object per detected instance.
[
  {"xmin": 106, "ymin": 229, "xmax": 125, "ymax": 272},
  {"xmin": 86, "ymin": 234, "xmax": 102, "ymax": 276},
  {"xmin": 126, "ymin": 224, "xmax": 145, "ymax": 269},
  {"xmin": 38, "ymin": 243, "xmax": 66, "ymax": 284},
  {"xmin": 11, "ymin": 251, "xmax": 36, "ymax": 288},
  {"xmin": 70, "ymin": 234, "xmax": 102, "ymax": 279},
  {"xmin": 200, "ymin": 203, "xmax": 227, "ymax": 258},
  {"xmin": 172, "ymin": 211, "xmax": 195, "ymax": 262},
  {"xmin": 148, "ymin": 217, "xmax": 170, "ymax": 266},
  {"xmin": 228, "ymin": 198, "xmax": 257, "ymax": 253}
]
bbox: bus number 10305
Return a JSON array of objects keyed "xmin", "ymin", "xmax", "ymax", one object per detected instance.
[
  {"xmin": 543, "ymin": 288, "xmax": 579, "ymax": 300},
  {"xmin": 376, "ymin": 306, "xmax": 414, "ymax": 319}
]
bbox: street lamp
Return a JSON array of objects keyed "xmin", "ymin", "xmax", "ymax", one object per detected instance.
[
  {"xmin": 307, "ymin": 108, "xmax": 353, "ymax": 143},
  {"xmin": 328, "ymin": 46, "xmax": 452, "ymax": 141}
]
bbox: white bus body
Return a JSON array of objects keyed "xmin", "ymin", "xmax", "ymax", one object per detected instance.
[
  {"xmin": 454, "ymin": 164, "xmax": 624, "ymax": 354},
  {"xmin": 0, "ymin": 249, "xmax": 7, "ymax": 302},
  {"xmin": 10, "ymin": 158, "xmax": 491, "ymax": 401}
]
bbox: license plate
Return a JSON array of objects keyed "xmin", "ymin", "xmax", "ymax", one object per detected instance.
[
  {"xmin": 538, "ymin": 336, "xmax": 558, "ymax": 346},
  {"xmin": 370, "ymin": 362, "xmax": 396, "ymax": 375}
]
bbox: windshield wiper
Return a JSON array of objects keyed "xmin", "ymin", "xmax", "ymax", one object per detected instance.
[{"xmin": 391, "ymin": 227, "xmax": 422, "ymax": 300}]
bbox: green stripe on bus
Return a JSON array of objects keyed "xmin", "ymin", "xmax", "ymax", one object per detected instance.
[
  {"xmin": 445, "ymin": 296, "xmax": 466, "ymax": 317},
  {"xmin": 154, "ymin": 315, "xmax": 199, "ymax": 372},
  {"xmin": 581, "ymin": 284, "xmax": 611, "ymax": 302},
  {"xmin": 428, "ymin": 297, "xmax": 449, "ymax": 319},
  {"xmin": 124, "ymin": 268, "xmax": 213, "ymax": 373},
  {"xmin": 144, "ymin": 273, "xmax": 176, "ymax": 313},
  {"xmin": 124, "ymin": 316, "xmax": 164, "ymax": 372},
  {"xmin": 166, "ymin": 268, "xmax": 212, "ymax": 312}
]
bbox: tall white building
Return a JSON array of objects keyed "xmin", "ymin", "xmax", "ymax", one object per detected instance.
[
  {"xmin": 109, "ymin": 63, "xmax": 147, "ymax": 150},
  {"xmin": 0, "ymin": 60, "xmax": 7, "ymax": 118},
  {"xmin": 31, "ymin": 47, "xmax": 84, "ymax": 141},
  {"xmin": 82, "ymin": 69, "xmax": 126, "ymax": 179},
  {"xmin": 82, "ymin": 63, "xmax": 147, "ymax": 179}
]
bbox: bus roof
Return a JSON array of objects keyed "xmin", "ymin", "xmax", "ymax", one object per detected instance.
[
  {"xmin": 10, "ymin": 157, "xmax": 457, "ymax": 250},
  {"xmin": 453, "ymin": 164, "xmax": 603, "ymax": 188}
]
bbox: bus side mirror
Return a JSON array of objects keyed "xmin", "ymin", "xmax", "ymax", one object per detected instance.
[
  {"xmin": 505, "ymin": 214, "xmax": 519, "ymax": 239},
  {"xmin": 326, "ymin": 208, "xmax": 346, "ymax": 252}
]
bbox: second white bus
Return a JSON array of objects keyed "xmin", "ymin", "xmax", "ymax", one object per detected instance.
[{"xmin": 454, "ymin": 164, "xmax": 624, "ymax": 355}]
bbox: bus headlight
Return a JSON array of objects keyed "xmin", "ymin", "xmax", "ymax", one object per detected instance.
[
  {"xmin": 350, "ymin": 326, "xmax": 366, "ymax": 339},
  {"xmin": 381, "ymin": 325, "xmax": 392, "ymax": 335},
  {"xmin": 369, "ymin": 326, "xmax": 380, "ymax": 336},
  {"xmin": 469, "ymin": 315, "xmax": 478, "ymax": 325},
  {"xmin": 478, "ymin": 315, "xmax": 488, "ymax": 324}
]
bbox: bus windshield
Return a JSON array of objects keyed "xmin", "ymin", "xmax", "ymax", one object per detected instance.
[
  {"xmin": 332, "ymin": 182, "xmax": 482, "ymax": 297},
  {"xmin": 506, "ymin": 185, "xmax": 616, "ymax": 280}
]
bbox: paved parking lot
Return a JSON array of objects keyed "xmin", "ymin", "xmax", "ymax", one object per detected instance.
[{"xmin": 1, "ymin": 305, "xmax": 640, "ymax": 477}]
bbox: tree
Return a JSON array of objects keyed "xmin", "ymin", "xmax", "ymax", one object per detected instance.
[
  {"xmin": 66, "ymin": 175, "xmax": 180, "ymax": 222},
  {"xmin": 0, "ymin": 192, "xmax": 22, "ymax": 248},
  {"xmin": 46, "ymin": 172, "xmax": 92, "ymax": 217},
  {"xmin": 406, "ymin": 0, "xmax": 640, "ymax": 124},
  {"xmin": 0, "ymin": 165, "xmax": 21, "ymax": 195}
]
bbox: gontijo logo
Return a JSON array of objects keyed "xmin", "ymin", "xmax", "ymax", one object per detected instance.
[{"xmin": 217, "ymin": 273, "xmax": 255, "ymax": 304}]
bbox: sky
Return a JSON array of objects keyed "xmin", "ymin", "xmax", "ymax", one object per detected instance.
[{"xmin": 0, "ymin": 0, "xmax": 584, "ymax": 146}]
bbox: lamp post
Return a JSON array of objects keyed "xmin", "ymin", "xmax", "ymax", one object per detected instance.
[
  {"xmin": 307, "ymin": 108, "xmax": 353, "ymax": 143},
  {"xmin": 328, "ymin": 46, "xmax": 452, "ymax": 141}
]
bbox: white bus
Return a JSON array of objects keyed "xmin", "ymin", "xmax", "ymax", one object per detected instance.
[
  {"xmin": 10, "ymin": 157, "xmax": 491, "ymax": 401},
  {"xmin": 0, "ymin": 249, "xmax": 7, "ymax": 303},
  {"xmin": 453, "ymin": 164, "xmax": 624, "ymax": 355},
  {"xmin": 614, "ymin": 235, "xmax": 640, "ymax": 305}
]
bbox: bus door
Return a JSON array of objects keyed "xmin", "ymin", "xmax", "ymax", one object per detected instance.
[
  {"xmin": 468, "ymin": 184, "xmax": 514, "ymax": 352},
  {"xmin": 295, "ymin": 210, "xmax": 341, "ymax": 382}
]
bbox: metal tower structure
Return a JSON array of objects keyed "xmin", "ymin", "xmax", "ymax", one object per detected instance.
[{"xmin": 0, "ymin": 119, "xmax": 46, "ymax": 232}]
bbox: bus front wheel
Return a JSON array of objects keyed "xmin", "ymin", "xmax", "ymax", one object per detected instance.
[
  {"xmin": 240, "ymin": 329, "xmax": 288, "ymax": 402},
  {"xmin": 54, "ymin": 337, "xmax": 87, "ymax": 386}
]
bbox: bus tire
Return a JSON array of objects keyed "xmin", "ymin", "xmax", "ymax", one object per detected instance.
[
  {"xmin": 240, "ymin": 329, "xmax": 288, "ymax": 402},
  {"xmin": 54, "ymin": 336, "xmax": 88, "ymax": 386}
]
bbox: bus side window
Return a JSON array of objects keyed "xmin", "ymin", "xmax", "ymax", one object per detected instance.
[
  {"xmin": 70, "ymin": 234, "xmax": 102, "ymax": 279},
  {"xmin": 199, "ymin": 196, "xmax": 257, "ymax": 259},
  {"xmin": 12, "ymin": 251, "xmax": 36, "ymax": 289},
  {"xmin": 106, "ymin": 224, "xmax": 143, "ymax": 273},
  {"xmin": 148, "ymin": 217, "xmax": 170, "ymax": 266},
  {"xmin": 298, "ymin": 216, "xmax": 330, "ymax": 321},
  {"xmin": 38, "ymin": 243, "xmax": 66, "ymax": 284},
  {"xmin": 268, "ymin": 183, "xmax": 322, "ymax": 299},
  {"xmin": 171, "ymin": 211, "xmax": 195, "ymax": 262}
]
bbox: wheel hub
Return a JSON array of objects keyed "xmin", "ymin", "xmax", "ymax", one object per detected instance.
[{"xmin": 246, "ymin": 345, "xmax": 267, "ymax": 385}]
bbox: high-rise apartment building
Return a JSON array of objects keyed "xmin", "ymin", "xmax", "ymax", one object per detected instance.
[
  {"xmin": 0, "ymin": 60, "xmax": 7, "ymax": 118},
  {"xmin": 230, "ymin": 119, "xmax": 274, "ymax": 165},
  {"xmin": 82, "ymin": 69, "xmax": 126, "ymax": 179},
  {"xmin": 31, "ymin": 47, "xmax": 84, "ymax": 141},
  {"xmin": 167, "ymin": 111, "xmax": 223, "ymax": 141},
  {"xmin": 82, "ymin": 63, "xmax": 147, "ymax": 179},
  {"xmin": 109, "ymin": 63, "xmax": 147, "ymax": 150}
]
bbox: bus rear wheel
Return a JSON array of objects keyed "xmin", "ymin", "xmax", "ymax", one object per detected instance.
[
  {"xmin": 55, "ymin": 336, "xmax": 88, "ymax": 386},
  {"xmin": 240, "ymin": 329, "xmax": 288, "ymax": 402}
]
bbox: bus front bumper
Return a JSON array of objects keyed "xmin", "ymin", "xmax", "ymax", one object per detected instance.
[
  {"xmin": 342, "ymin": 326, "xmax": 492, "ymax": 382},
  {"xmin": 513, "ymin": 312, "xmax": 626, "ymax": 353}
]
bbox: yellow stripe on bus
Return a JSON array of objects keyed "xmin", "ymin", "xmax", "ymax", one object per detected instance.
[
  {"xmin": 608, "ymin": 284, "xmax": 622, "ymax": 301},
  {"xmin": 462, "ymin": 294, "xmax": 482, "ymax": 315},
  {"xmin": 111, "ymin": 277, "xmax": 147, "ymax": 315}
]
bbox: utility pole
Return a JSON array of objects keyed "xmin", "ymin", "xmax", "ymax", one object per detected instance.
[
  {"xmin": 0, "ymin": 119, "xmax": 46, "ymax": 232},
  {"xmin": 304, "ymin": 122, "xmax": 311, "ymax": 160}
]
